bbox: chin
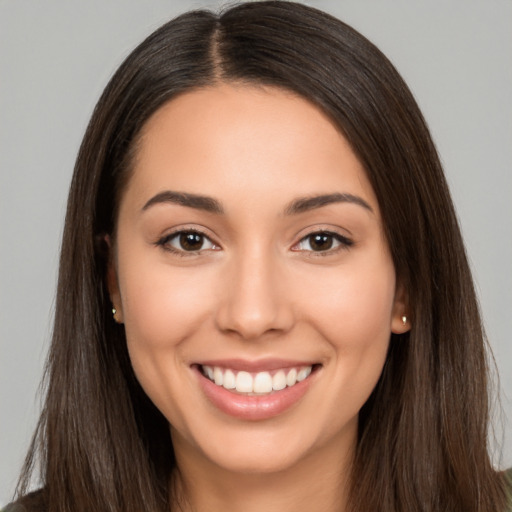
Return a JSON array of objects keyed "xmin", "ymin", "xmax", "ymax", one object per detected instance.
[
  {"xmin": 203, "ymin": 440, "xmax": 309, "ymax": 475},
  {"xmin": 172, "ymin": 415, "xmax": 320, "ymax": 474}
]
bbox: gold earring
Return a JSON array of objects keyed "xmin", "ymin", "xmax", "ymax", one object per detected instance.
[
  {"xmin": 402, "ymin": 315, "xmax": 407, "ymax": 326},
  {"xmin": 112, "ymin": 307, "xmax": 123, "ymax": 324}
]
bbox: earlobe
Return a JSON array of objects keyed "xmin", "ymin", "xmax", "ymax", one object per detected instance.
[
  {"xmin": 391, "ymin": 314, "xmax": 410, "ymax": 334},
  {"xmin": 105, "ymin": 234, "xmax": 124, "ymax": 324},
  {"xmin": 391, "ymin": 282, "xmax": 410, "ymax": 334},
  {"xmin": 111, "ymin": 306, "xmax": 123, "ymax": 324}
]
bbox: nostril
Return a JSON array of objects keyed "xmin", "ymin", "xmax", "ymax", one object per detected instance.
[{"xmin": 215, "ymin": 304, "xmax": 294, "ymax": 340}]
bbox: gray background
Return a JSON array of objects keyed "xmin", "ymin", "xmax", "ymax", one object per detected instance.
[{"xmin": 1, "ymin": 0, "xmax": 511, "ymax": 505}]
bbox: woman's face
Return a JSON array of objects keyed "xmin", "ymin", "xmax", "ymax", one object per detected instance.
[{"xmin": 110, "ymin": 84, "xmax": 408, "ymax": 475}]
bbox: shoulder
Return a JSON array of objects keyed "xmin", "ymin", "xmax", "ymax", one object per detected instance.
[
  {"xmin": 506, "ymin": 467, "xmax": 512, "ymax": 511},
  {"xmin": 2, "ymin": 489, "xmax": 46, "ymax": 512},
  {"xmin": 2, "ymin": 505, "xmax": 27, "ymax": 512}
]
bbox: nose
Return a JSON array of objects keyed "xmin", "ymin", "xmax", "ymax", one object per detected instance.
[{"xmin": 215, "ymin": 249, "xmax": 295, "ymax": 340}]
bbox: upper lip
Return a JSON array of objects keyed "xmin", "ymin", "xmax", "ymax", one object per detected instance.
[{"xmin": 194, "ymin": 358, "xmax": 318, "ymax": 373}]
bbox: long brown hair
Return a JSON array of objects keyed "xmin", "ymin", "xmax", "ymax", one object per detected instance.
[{"xmin": 16, "ymin": 2, "xmax": 507, "ymax": 511}]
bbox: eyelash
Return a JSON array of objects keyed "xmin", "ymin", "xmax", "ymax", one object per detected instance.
[
  {"xmin": 156, "ymin": 229, "xmax": 353, "ymax": 256},
  {"xmin": 292, "ymin": 231, "xmax": 354, "ymax": 256},
  {"xmin": 156, "ymin": 228, "xmax": 218, "ymax": 256}
]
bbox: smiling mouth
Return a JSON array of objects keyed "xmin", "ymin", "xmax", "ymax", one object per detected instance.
[{"xmin": 200, "ymin": 364, "xmax": 315, "ymax": 395}]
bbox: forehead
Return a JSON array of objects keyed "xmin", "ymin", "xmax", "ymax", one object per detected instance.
[{"xmin": 123, "ymin": 83, "xmax": 378, "ymax": 214}]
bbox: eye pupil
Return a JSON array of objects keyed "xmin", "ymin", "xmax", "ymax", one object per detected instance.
[
  {"xmin": 180, "ymin": 232, "xmax": 203, "ymax": 251},
  {"xmin": 310, "ymin": 233, "xmax": 333, "ymax": 251}
]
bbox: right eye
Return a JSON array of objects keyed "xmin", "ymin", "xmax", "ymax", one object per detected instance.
[
  {"xmin": 292, "ymin": 230, "xmax": 353, "ymax": 254},
  {"xmin": 157, "ymin": 230, "xmax": 218, "ymax": 254}
]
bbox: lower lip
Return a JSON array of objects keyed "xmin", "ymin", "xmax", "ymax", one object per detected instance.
[{"xmin": 194, "ymin": 366, "xmax": 316, "ymax": 421}]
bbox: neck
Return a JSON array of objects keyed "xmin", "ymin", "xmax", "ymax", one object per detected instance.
[{"xmin": 171, "ymin": 432, "xmax": 354, "ymax": 512}]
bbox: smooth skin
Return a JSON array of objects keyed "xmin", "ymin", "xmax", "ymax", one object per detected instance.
[{"xmin": 109, "ymin": 84, "xmax": 409, "ymax": 512}]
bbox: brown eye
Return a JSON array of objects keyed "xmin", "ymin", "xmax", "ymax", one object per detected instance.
[
  {"xmin": 179, "ymin": 232, "xmax": 205, "ymax": 251},
  {"xmin": 309, "ymin": 233, "xmax": 334, "ymax": 251},
  {"xmin": 158, "ymin": 230, "xmax": 217, "ymax": 253},
  {"xmin": 293, "ymin": 231, "xmax": 353, "ymax": 253}
]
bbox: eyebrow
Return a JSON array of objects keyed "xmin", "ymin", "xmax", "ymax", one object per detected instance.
[
  {"xmin": 284, "ymin": 193, "xmax": 373, "ymax": 215},
  {"xmin": 141, "ymin": 190, "xmax": 373, "ymax": 216},
  {"xmin": 142, "ymin": 191, "xmax": 224, "ymax": 214}
]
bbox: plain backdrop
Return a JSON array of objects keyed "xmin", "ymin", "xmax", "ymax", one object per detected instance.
[{"xmin": 1, "ymin": 0, "xmax": 511, "ymax": 506}]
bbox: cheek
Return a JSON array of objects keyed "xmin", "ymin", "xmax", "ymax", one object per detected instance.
[
  {"xmin": 116, "ymin": 254, "xmax": 219, "ymax": 425},
  {"xmin": 119, "ymin": 260, "xmax": 215, "ymax": 349},
  {"xmin": 304, "ymin": 260, "xmax": 396, "ymax": 348},
  {"xmin": 296, "ymin": 261, "xmax": 395, "ymax": 428},
  {"xmin": 296, "ymin": 251, "xmax": 395, "ymax": 403}
]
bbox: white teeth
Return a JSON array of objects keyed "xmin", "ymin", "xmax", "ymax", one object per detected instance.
[
  {"xmin": 253, "ymin": 372, "xmax": 273, "ymax": 393},
  {"xmin": 286, "ymin": 368, "xmax": 297, "ymax": 386},
  {"xmin": 272, "ymin": 370, "xmax": 287, "ymax": 391},
  {"xmin": 236, "ymin": 371, "xmax": 253, "ymax": 393},
  {"xmin": 204, "ymin": 365, "xmax": 214, "ymax": 380},
  {"xmin": 203, "ymin": 365, "xmax": 313, "ymax": 394},
  {"xmin": 213, "ymin": 367, "xmax": 223, "ymax": 386},
  {"xmin": 223, "ymin": 369, "xmax": 236, "ymax": 389},
  {"xmin": 297, "ymin": 366, "xmax": 312, "ymax": 382}
]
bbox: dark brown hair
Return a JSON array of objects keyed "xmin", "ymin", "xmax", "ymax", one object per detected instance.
[{"xmin": 15, "ymin": 2, "xmax": 507, "ymax": 511}]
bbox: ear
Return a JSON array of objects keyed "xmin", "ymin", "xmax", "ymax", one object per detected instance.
[
  {"xmin": 105, "ymin": 234, "xmax": 124, "ymax": 324},
  {"xmin": 390, "ymin": 280, "xmax": 410, "ymax": 334}
]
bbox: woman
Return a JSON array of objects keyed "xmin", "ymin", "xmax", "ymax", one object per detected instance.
[{"xmin": 5, "ymin": 1, "xmax": 511, "ymax": 511}]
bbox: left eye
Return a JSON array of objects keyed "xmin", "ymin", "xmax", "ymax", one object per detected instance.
[
  {"xmin": 160, "ymin": 231, "xmax": 217, "ymax": 252},
  {"xmin": 294, "ymin": 232, "xmax": 352, "ymax": 252}
]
